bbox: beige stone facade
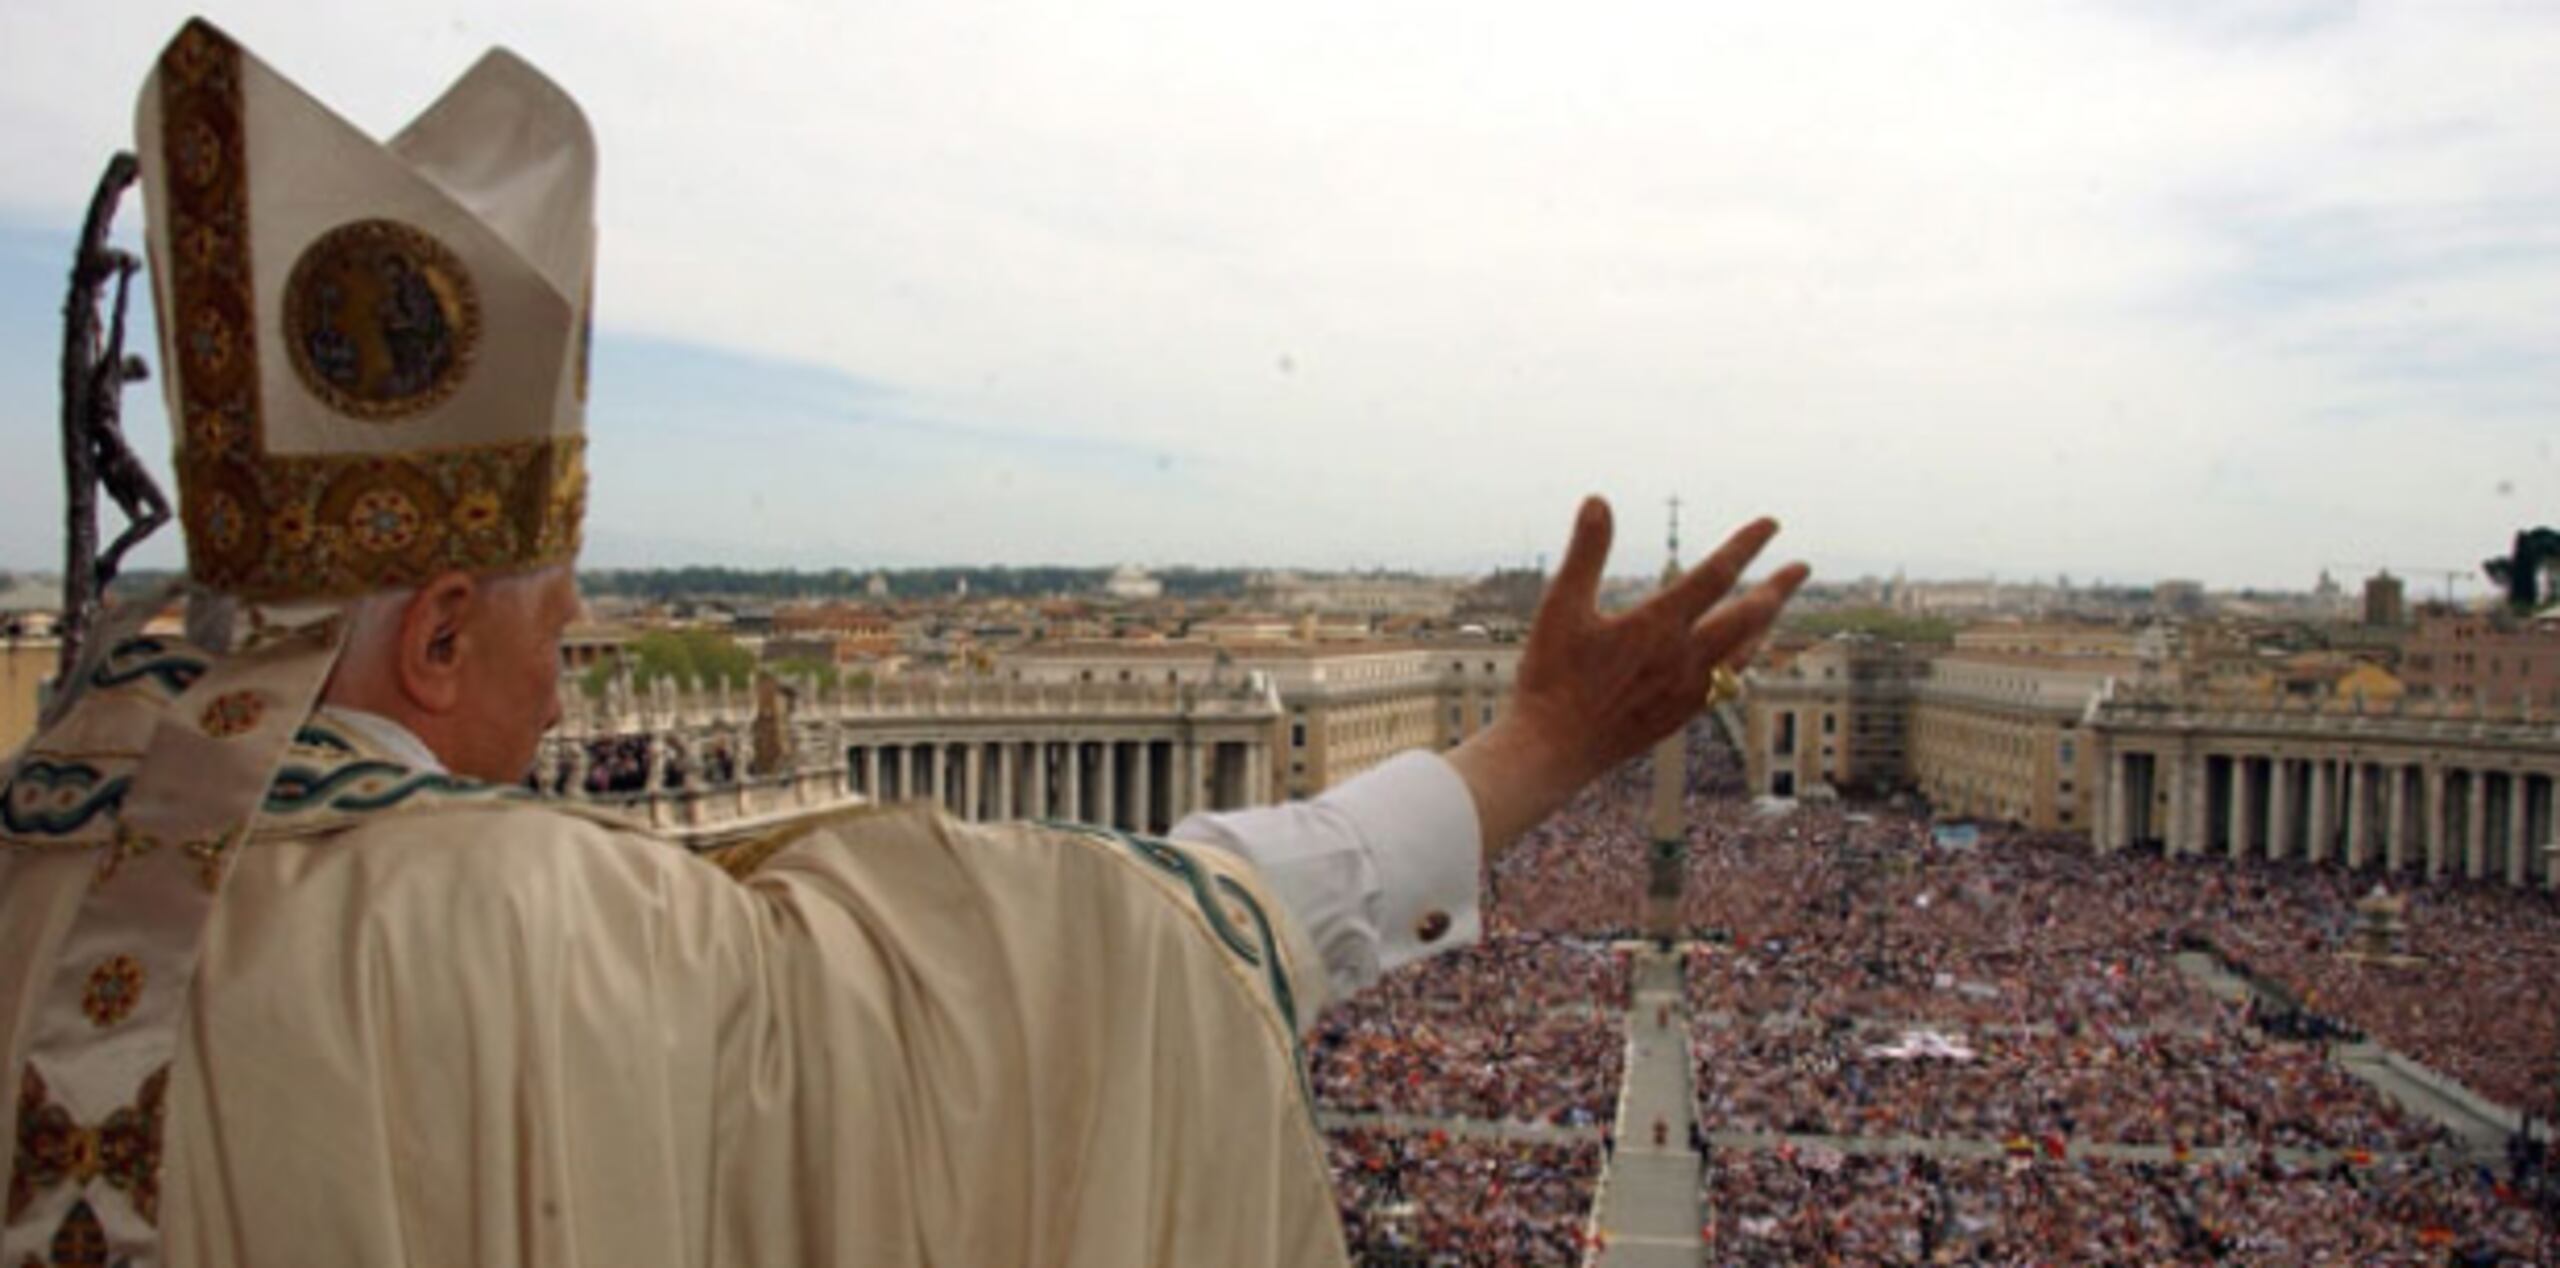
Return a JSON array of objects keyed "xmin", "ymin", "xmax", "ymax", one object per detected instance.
[
  {"xmin": 1743, "ymin": 636, "xmax": 2128, "ymax": 833},
  {"xmin": 1951, "ymin": 624, "xmax": 2143, "ymax": 658},
  {"xmin": 1243, "ymin": 572, "xmax": 1461, "ymax": 619},
  {"xmin": 2090, "ymin": 687, "xmax": 2560, "ymax": 890},
  {"xmin": 1743, "ymin": 623, "xmax": 2560, "ymax": 891},
  {"xmin": 1741, "ymin": 637, "xmax": 1925, "ymax": 800},
  {"xmin": 559, "ymin": 623, "xmax": 633, "ymax": 672},
  {"xmin": 1908, "ymin": 652, "xmax": 2131, "ymax": 833},
  {"xmin": 1000, "ymin": 641, "xmax": 1519, "ymax": 801}
]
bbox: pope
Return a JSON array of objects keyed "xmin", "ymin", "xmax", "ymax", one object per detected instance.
[{"xmin": 0, "ymin": 18, "xmax": 1805, "ymax": 1268}]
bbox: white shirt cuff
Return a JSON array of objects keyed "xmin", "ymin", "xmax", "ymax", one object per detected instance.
[{"xmin": 1172, "ymin": 749, "xmax": 1482, "ymax": 1001}]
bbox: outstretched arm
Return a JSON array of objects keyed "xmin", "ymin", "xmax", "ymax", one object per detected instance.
[{"xmin": 1174, "ymin": 496, "xmax": 1806, "ymax": 1003}]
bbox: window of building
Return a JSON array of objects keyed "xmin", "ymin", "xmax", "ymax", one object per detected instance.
[
  {"xmin": 1823, "ymin": 713, "xmax": 1837, "ymax": 735},
  {"xmin": 1290, "ymin": 721, "xmax": 1306, "ymax": 748}
]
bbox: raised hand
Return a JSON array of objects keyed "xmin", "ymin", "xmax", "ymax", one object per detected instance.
[{"xmin": 1446, "ymin": 496, "xmax": 1809, "ymax": 860}]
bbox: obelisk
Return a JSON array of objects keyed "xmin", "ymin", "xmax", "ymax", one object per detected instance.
[{"xmin": 1645, "ymin": 497, "xmax": 1686, "ymax": 942}]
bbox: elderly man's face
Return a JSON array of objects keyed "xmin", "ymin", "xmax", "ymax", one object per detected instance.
[{"xmin": 449, "ymin": 566, "xmax": 581, "ymax": 782}]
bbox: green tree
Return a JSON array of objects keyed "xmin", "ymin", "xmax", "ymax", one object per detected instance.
[{"xmin": 1783, "ymin": 607, "xmax": 1959, "ymax": 645}]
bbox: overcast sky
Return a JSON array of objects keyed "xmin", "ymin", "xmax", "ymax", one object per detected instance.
[{"xmin": 2, "ymin": 0, "xmax": 2555, "ymax": 589}]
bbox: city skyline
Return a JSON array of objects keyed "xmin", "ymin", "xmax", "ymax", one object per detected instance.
[{"xmin": 2, "ymin": 1, "xmax": 2555, "ymax": 589}]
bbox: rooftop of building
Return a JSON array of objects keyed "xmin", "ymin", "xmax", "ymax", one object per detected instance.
[
  {"xmin": 1929, "ymin": 649, "xmax": 2148, "ymax": 674},
  {"xmin": 0, "ymin": 574, "xmax": 65, "ymax": 614},
  {"xmin": 1006, "ymin": 638, "xmax": 1505, "ymax": 661}
]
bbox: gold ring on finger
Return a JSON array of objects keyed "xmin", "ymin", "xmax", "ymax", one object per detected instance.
[{"xmin": 1704, "ymin": 665, "xmax": 1744, "ymax": 709}]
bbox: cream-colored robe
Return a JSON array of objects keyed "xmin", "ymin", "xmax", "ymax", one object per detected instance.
[{"xmin": 1, "ymin": 714, "xmax": 1348, "ymax": 1266}]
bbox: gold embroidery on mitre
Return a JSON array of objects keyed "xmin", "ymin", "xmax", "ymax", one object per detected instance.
[
  {"xmin": 156, "ymin": 22, "xmax": 586, "ymax": 603},
  {"xmin": 78, "ymin": 957, "xmax": 145, "ymax": 1030},
  {"xmin": 283, "ymin": 218, "xmax": 481, "ymax": 420},
  {"xmin": 181, "ymin": 438, "xmax": 586, "ymax": 600}
]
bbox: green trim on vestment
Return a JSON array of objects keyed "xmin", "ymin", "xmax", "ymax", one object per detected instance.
[{"xmin": 1040, "ymin": 820, "xmax": 1315, "ymax": 1115}]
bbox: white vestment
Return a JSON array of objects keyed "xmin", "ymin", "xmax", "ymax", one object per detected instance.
[{"xmin": 1, "ymin": 647, "xmax": 1482, "ymax": 1267}]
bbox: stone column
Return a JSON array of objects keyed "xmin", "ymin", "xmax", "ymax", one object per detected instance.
[
  {"xmin": 2267, "ymin": 758, "xmax": 2293, "ymax": 862},
  {"xmin": 2509, "ymin": 775, "xmax": 2533, "ymax": 888},
  {"xmin": 1132, "ymin": 739, "xmax": 1153, "ymax": 835},
  {"xmin": 1246, "ymin": 741, "xmax": 1268, "ymax": 807},
  {"xmin": 2467, "ymin": 770, "xmax": 2489, "ymax": 881},
  {"xmin": 1024, "ymin": 740, "xmax": 1043, "ymax": 818},
  {"xmin": 963, "ymin": 742, "xmax": 984, "ymax": 822},
  {"xmin": 2104, "ymin": 752, "xmax": 2130, "ymax": 853},
  {"xmin": 862, "ymin": 746, "xmax": 881, "ymax": 800},
  {"xmin": 2227, "ymin": 756, "xmax": 2252, "ymax": 860},
  {"xmin": 2346, "ymin": 762, "xmax": 2369, "ymax": 870},
  {"xmin": 2426, "ymin": 765, "xmax": 2450, "ymax": 878},
  {"xmin": 1024, "ymin": 737, "xmax": 1044, "ymax": 819},
  {"xmin": 993, "ymin": 740, "xmax": 1015, "ymax": 820},
  {"xmin": 2544, "ymin": 775, "xmax": 2560, "ymax": 893},
  {"xmin": 1188, "ymin": 740, "xmax": 1208, "ymax": 821},
  {"xmin": 2306, "ymin": 759, "xmax": 2332, "ymax": 864},
  {"xmin": 2165, "ymin": 753, "xmax": 2191, "ymax": 856},
  {"xmin": 1062, "ymin": 742, "xmax": 1084, "ymax": 823},
  {"xmin": 2386, "ymin": 765, "xmax": 2410, "ymax": 873},
  {"xmin": 1097, "ymin": 740, "xmax": 1120, "ymax": 830}
]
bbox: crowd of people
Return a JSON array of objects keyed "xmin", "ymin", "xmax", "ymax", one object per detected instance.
[
  {"xmin": 1327, "ymin": 1129, "xmax": 1601, "ymax": 1266},
  {"xmin": 565, "ymin": 734, "xmax": 654, "ymax": 794},
  {"xmin": 532, "ymin": 733, "xmax": 743, "ymax": 797},
  {"xmin": 1339, "ymin": 935, "xmax": 1632, "ymax": 1019},
  {"xmin": 1309, "ymin": 716, "xmax": 2560, "ymax": 1262},
  {"xmin": 1309, "ymin": 988, "xmax": 1623, "ymax": 1127},
  {"xmin": 2206, "ymin": 871, "xmax": 2560, "ymax": 1120},
  {"xmin": 1692, "ymin": 1019, "xmax": 2446, "ymax": 1152},
  {"xmin": 1703, "ymin": 1149, "xmax": 2546, "ymax": 1265}
]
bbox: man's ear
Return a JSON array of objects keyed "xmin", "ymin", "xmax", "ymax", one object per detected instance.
[{"xmin": 396, "ymin": 571, "xmax": 480, "ymax": 715}]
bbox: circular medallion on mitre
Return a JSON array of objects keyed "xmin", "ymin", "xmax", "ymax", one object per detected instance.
[{"xmin": 283, "ymin": 219, "xmax": 480, "ymax": 420}]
